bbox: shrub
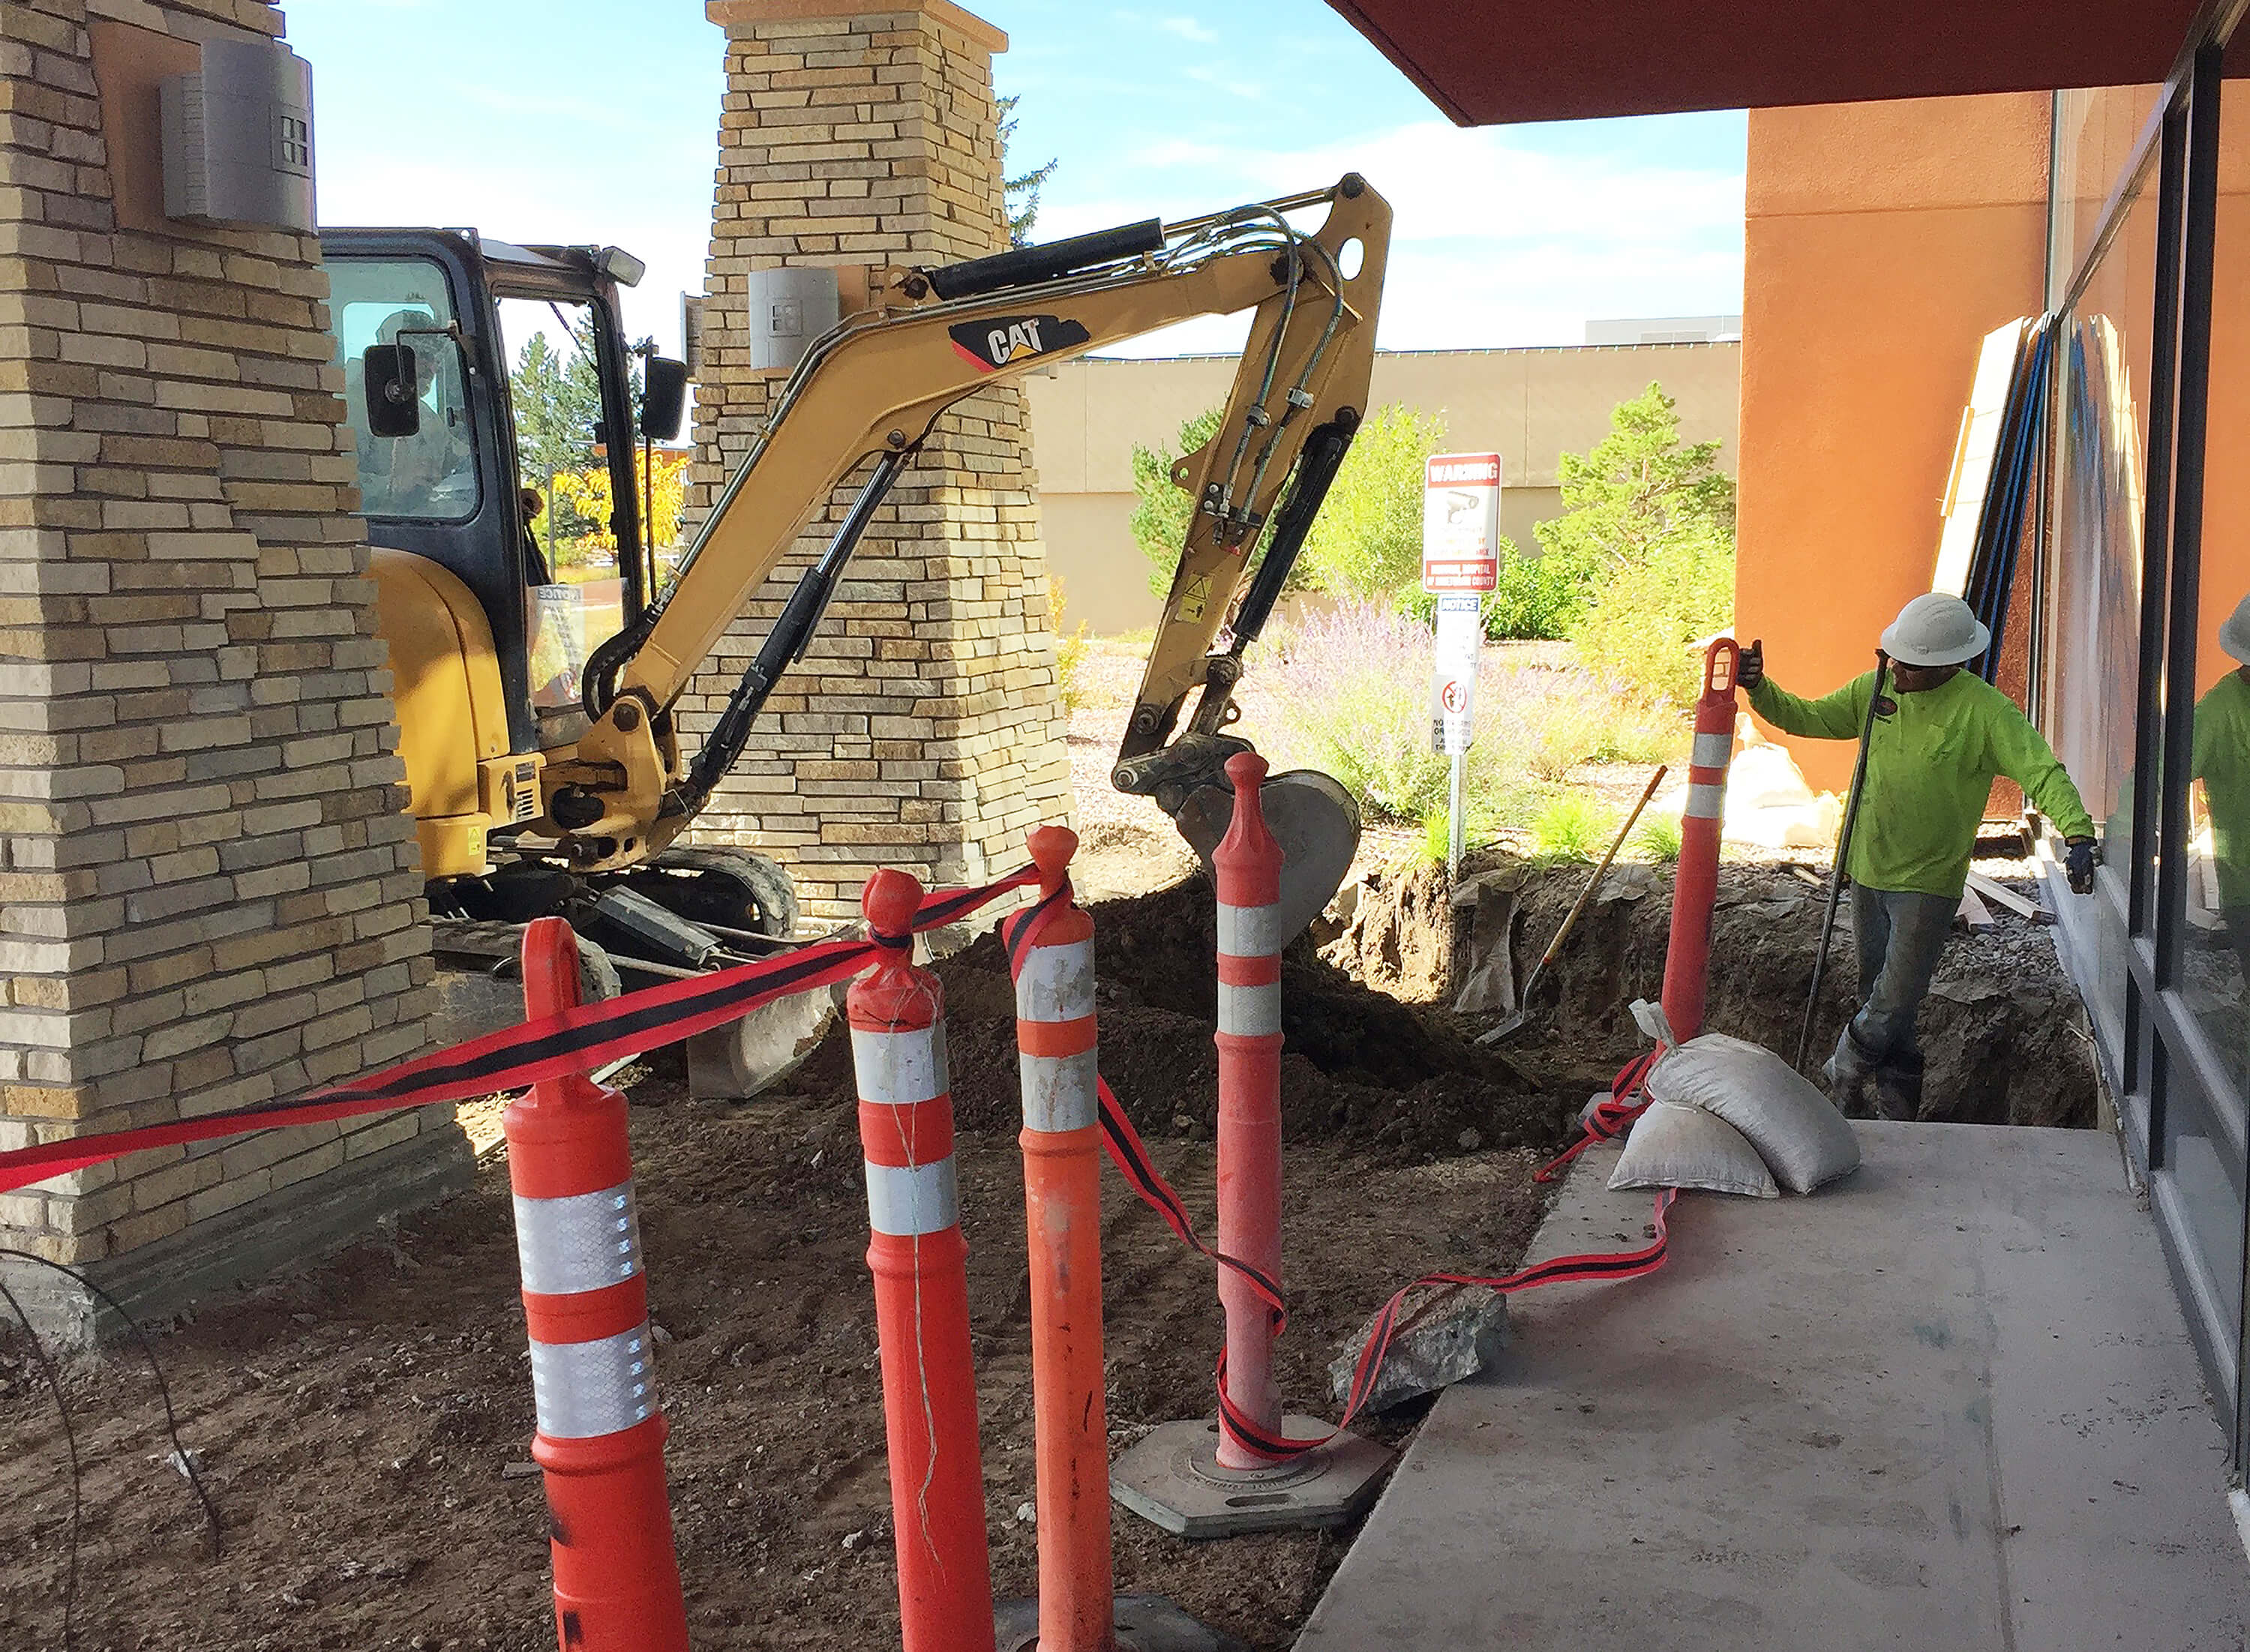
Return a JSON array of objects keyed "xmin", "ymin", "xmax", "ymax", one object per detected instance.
[
  {"xmin": 1051, "ymin": 574, "xmax": 1092, "ymax": 715},
  {"xmin": 1634, "ymin": 812, "xmax": 1683, "ymax": 862},
  {"xmin": 1528, "ymin": 792, "xmax": 1616, "ymax": 862},
  {"xmin": 1265, "ymin": 600, "xmax": 1532, "ymax": 828},
  {"xmin": 1571, "ymin": 534, "xmax": 1736, "ymax": 706}
]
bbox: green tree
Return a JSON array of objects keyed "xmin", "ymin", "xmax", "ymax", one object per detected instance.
[
  {"xmin": 1130, "ymin": 406, "xmax": 1225, "ymax": 598},
  {"xmin": 1539, "ymin": 382, "xmax": 1737, "ymax": 703},
  {"xmin": 998, "ymin": 94, "xmax": 1058, "ymax": 248},
  {"xmin": 1295, "ymin": 404, "xmax": 1446, "ymax": 600},
  {"xmin": 511, "ymin": 328, "xmax": 601, "ymax": 482},
  {"xmin": 1130, "ymin": 403, "xmax": 1443, "ymax": 605}
]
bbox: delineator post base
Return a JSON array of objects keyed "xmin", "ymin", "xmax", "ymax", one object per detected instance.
[
  {"xmin": 1109, "ymin": 1417, "xmax": 1393, "ymax": 1540},
  {"xmin": 994, "ymin": 1594, "xmax": 1252, "ymax": 1652}
]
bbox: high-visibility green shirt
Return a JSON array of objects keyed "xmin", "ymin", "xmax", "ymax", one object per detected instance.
[
  {"xmin": 1748, "ymin": 670, "xmax": 2095, "ymax": 898},
  {"xmin": 2192, "ymin": 670, "xmax": 2250, "ymax": 910}
]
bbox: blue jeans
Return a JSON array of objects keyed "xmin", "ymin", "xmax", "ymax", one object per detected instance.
[{"xmin": 1825, "ymin": 885, "xmax": 1955, "ymax": 1108}]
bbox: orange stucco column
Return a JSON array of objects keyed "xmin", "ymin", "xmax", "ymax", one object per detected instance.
[{"xmin": 1734, "ymin": 94, "xmax": 2050, "ymax": 793}]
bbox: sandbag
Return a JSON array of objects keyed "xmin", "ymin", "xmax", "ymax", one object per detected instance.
[
  {"xmin": 1609, "ymin": 1101, "xmax": 1778, "ymax": 1199},
  {"xmin": 1647, "ymin": 1033, "xmax": 1861, "ymax": 1193}
]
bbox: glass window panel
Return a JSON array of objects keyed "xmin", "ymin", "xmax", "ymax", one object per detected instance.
[
  {"xmin": 2046, "ymin": 169, "xmax": 2162, "ymax": 1062},
  {"xmin": 2157, "ymin": 1069, "xmax": 2246, "ymax": 1335},
  {"xmin": 495, "ymin": 298, "xmax": 628, "ymax": 713},
  {"xmin": 331, "ymin": 258, "xmax": 479, "ymax": 523},
  {"xmin": 2049, "ymin": 86, "xmax": 2166, "ymax": 304},
  {"xmin": 2178, "ymin": 82, "xmax": 2250, "ymax": 1115}
]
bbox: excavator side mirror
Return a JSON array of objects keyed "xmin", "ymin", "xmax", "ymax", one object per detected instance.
[
  {"xmin": 362, "ymin": 343, "xmax": 422, "ymax": 439},
  {"xmin": 641, "ymin": 356, "xmax": 688, "ymax": 442}
]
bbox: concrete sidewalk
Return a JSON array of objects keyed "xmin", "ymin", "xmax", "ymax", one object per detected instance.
[{"xmin": 1297, "ymin": 1123, "xmax": 2250, "ymax": 1651}]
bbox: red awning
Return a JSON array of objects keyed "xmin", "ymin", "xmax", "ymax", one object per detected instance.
[{"xmin": 1323, "ymin": 1, "xmax": 2212, "ymax": 126}]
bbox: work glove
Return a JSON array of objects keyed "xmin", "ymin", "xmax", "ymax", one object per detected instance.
[
  {"xmin": 1736, "ymin": 637, "xmax": 1763, "ymax": 691},
  {"xmin": 2066, "ymin": 836, "xmax": 2098, "ymax": 895}
]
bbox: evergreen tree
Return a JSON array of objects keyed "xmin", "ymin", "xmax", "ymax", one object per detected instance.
[{"xmin": 998, "ymin": 94, "xmax": 1058, "ymax": 248}]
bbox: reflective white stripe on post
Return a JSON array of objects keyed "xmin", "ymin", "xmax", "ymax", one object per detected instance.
[
  {"xmin": 1685, "ymin": 781, "xmax": 1726, "ymax": 820},
  {"xmin": 529, "ymin": 1324, "xmax": 658, "ymax": 1439},
  {"xmin": 1216, "ymin": 901, "xmax": 1283, "ymax": 959},
  {"xmin": 1692, "ymin": 730, "xmax": 1732, "ymax": 770},
  {"xmin": 1020, "ymin": 1048, "xmax": 1100, "ymax": 1133},
  {"xmin": 850, "ymin": 1024, "xmax": 949, "ymax": 1106},
  {"xmin": 865, "ymin": 1158, "xmax": 962, "ymax": 1237},
  {"xmin": 513, "ymin": 1183, "xmax": 644, "ymax": 1297},
  {"xmin": 1217, "ymin": 979, "xmax": 1282, "ymax": 1036},
  {"xmin": 1016, "ymin": 938, "xmax": 1096, "ymax": 1022}
]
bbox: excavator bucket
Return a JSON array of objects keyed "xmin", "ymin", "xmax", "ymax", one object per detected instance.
[{"xmin": 1172, "ymin": 768, "xmax": 1360, "ymax": 946}]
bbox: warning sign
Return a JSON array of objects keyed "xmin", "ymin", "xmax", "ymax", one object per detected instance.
[{"xmin": 1421, "ymin": 452, "xmax": 1502, "ymax": 595}]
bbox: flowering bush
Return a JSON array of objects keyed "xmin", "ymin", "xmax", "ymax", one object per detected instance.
[{"xmin": 1264, "ymin": 601, "xmax": 1534, "ymax": 827}]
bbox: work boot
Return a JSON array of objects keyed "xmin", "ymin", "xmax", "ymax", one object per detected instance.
[
  {"xmin": 1821, "ymin": 1025, "xmax": 1878, "ymax": 1117},
  {"xmin": 1872, "ymin": 1051, "xmax": 1925, "ymax": 1123}
]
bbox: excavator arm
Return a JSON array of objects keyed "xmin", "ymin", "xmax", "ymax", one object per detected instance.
[{"xmin": 547, "ymin": 175, "xmax": 1390, "ymax": 925}]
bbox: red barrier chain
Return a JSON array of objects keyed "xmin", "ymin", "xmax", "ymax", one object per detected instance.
[
  {"xmin": 1003, "ymin": 883, "xmax": 1681, "ymax": 1465},
  {"xmin": 0, "ymin": 867, "xmax": 1041, "ymax": 1195}
]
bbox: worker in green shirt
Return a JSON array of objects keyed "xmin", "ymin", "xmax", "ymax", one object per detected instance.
[
  {"xmin": 2194, "ymin": 597, "xmax": 2250, "ymax": 984},
  {"xmin": 1739, "ymin": 593, "xmax": 2098, "ymax": 1120}
]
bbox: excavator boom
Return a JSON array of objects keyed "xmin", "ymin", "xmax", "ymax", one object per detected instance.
[{"xmin": 551, "ymin": 176, "xmax": 1391, "ymax": 932}]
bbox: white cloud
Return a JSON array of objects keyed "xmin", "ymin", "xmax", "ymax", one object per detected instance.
[
  {"xmin": 1039, "ymin": 118, "xmax": 1743, "ymax": 353},
  {"xmin": 1158, "ymin": 16, "xmax": 1220, "ymax": 42}
]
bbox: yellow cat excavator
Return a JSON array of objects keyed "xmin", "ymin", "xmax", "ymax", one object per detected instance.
[{"xmin": 322, "ymin": 175, "xmax": 1389, "ymax": 1087}]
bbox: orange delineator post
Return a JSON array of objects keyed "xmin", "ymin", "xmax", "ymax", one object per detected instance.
[
  {"xmin": 847, "ymin": 870, "xmax": 996, "ymax": 1652},
  {"xmin": 1012, "ymin": 826, "xmax": 1116, "ymax": 1652},
  {"xmin": 504, "ymin": 917, "xmax": 688, "ymax": 1652},
  {"xmin": 1660, "ymin": 637, "xmax": 1742, "ymax": 1044},
  {"xmin": 1213, "ymin": 751, "xmax": 1287, "ymax": 1470}
]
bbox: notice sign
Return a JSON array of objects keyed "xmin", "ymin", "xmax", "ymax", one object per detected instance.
[
  {"xmin": 1430, "ymin": 593, "xmax": 1481, "ymax": 757},
  {"xmin": 1421, "ymin": 451, "xmax": 1502, "ymax": 594}
]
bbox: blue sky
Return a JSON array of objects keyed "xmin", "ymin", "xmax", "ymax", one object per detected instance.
[{"xmin": 290, "ymin": 1, "xmax": 1744, "ymax": 358}]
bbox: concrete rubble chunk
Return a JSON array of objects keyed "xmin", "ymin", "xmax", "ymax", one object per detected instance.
[{"xmin": 1329, "ymin": 1283, "xmax": 1510, "ymax": 1414}]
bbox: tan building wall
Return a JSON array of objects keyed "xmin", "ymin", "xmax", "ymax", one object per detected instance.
[
  {"xmin": 1025, "ymin": 341, "xmax": 1742, "ymax": 634},
  {"xmin": 684, "ymin": 0, "xmax": 1069, "ymax": 920},
  {"xmin": 0, "ymin": 0, "xmax": 463, "ymax": 1336}
]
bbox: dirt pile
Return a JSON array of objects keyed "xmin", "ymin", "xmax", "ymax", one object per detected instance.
[
  {"xmin": 0, "ymin": 869, "xmax": 1580, "ymax": 1652},
  {"xmin": 939, "ymin": 879, "xmax": 1573, "ymax": 1157},
  {"xmin": 1330, "ymin": 850, "xmax": 2100, "ymax": 1129}
]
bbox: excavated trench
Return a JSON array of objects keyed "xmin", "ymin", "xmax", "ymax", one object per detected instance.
[{"xmin": 1326, "ymin": 850, "xmax": 2101, "ymax": 1130}]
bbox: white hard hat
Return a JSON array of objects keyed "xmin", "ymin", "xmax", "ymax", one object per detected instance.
[
  {"xmin": 1880, "ymin": 592, "xmax": 1990, "ymax": 668},
  {"xmin": 2221, "ymin": 595, "xmax": 2250, "ymax": 664}
]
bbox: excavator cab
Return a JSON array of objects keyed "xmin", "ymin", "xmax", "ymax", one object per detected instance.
[{"xmin": 322, "ymin": 229, "xmax": 802, "ymax": 1036}]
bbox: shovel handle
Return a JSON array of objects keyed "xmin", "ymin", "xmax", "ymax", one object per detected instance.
[{"xmin": 1518, "ymin": 764, "xmax": 1669, "ymax": 1004}]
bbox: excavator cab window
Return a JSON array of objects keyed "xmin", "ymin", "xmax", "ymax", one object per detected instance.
[
  {"xmin": 496, "ymin": 296, "xmax": 632, "ymax": 721},
  {"xmin": 332, "ymin": 259, "xmax": 479, "ymax": 522}
]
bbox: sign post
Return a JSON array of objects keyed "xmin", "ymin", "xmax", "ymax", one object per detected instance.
[{"xmin": 1423, "ymin": 453, "xmax": 1502, "ymax": 878}]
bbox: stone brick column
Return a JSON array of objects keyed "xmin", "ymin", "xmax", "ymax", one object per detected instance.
[
  {"xmin": 0, "ymin": 0, "xmax": 466, "ymax": 1338},
  {"xmin": 686, "ymin": 0, "xmax": 1071, "ymax": 919}
]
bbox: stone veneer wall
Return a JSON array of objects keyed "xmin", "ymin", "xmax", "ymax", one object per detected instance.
[
  {"xmin": 0, "ymin": 0, "xmax": 464, "ymax": 1336},
  {"xmin": 683, "ymin": 0, "xmax": 1070, "ymax": 920}
]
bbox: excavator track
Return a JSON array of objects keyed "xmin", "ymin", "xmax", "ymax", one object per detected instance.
[{"xmin": 427, "ymin": 844, "xmax": 828, "ymax": 1102}]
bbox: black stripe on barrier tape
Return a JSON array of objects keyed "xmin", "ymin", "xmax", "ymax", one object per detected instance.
[{"xmin": 0, "ymin": 865, "xmax": 1041, "ymax": 1195}]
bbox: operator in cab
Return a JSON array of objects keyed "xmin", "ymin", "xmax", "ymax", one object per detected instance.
[{"xmin": 1739, "ymin": 592, "xmax": 2098, "ymax": 1122}]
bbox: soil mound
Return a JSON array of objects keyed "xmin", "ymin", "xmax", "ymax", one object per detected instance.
[{"xmin": 930, "ymin": 878, "xmax": 1570, "ymax": 1158}]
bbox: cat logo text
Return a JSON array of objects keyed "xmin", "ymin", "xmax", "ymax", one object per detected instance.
[{"xmin": 948, "ymin": 313, "xmax": 1092, "ymax": 372}]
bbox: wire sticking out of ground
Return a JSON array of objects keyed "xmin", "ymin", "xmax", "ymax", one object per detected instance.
[{"xmin": 0, "ymin": 1249, "xmax": 225, "ymax": 1647}]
